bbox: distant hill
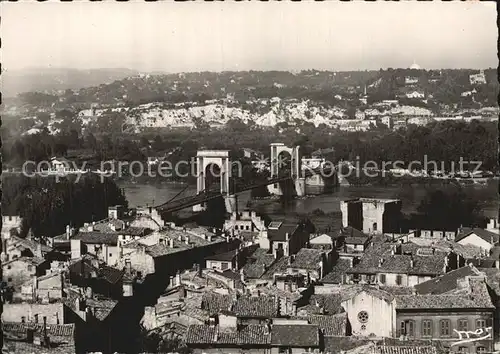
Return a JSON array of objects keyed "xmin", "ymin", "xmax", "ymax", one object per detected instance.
[{"xmin": 1, "ymin": 67, "xmax": 140, "ymax": 97}]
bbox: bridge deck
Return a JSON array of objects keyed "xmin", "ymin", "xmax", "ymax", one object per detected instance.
[{"xmin": 155, "ymin": 166, "xmax": 334, "ymax": 213}]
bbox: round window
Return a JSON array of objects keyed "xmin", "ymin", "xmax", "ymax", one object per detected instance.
[{"xmin": 358, "ymin": 311, "xmax": 369, "ymax": 323}]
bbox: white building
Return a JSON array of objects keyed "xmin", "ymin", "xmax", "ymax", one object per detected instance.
[
  {"xmin": 470, "ymin": 70, "xmax": 487, "ymax": 85},
  {"xmin": 455, "ymin": 227, "xmax": 499, "ymax": 252},
  {"xmin": 405, "ymin": 91, "xmax": 425, "ymax": 99}
]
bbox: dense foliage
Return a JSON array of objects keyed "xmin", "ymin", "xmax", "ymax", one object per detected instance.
[
  {"xmin": 1, "ymin": 173, "xmax": 128, "ymax": 238},
  {"xmin": 3, "ymin": 116, "xmax": 496, "ymax": 176},
  {"xmin": 402, "ymin": 188, "xmax": 488, "ymax": 230}
]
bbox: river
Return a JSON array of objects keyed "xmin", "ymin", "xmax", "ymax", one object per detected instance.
[{"xmin": 118, "ymin": 181, "xmax": 499, "ymax": 225}]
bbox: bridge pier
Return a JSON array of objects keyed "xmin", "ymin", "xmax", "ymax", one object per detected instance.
[
  {"xmin": 224, "ymin": 194, "xmax": 237, "ymax": 213},
  {"xmin": 294, "ymin": 178, "xmax": 306, "ymax": 197},
  {"xmin": 267, "ymin": 182, "xmax": 284, "ymax": 196},
  {"xmin": 193, "ymin": 204, "xmax": 206, "ymax": 212}
]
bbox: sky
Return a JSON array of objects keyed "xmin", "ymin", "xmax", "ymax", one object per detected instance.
[{"xmin": 2, "ymin": 1, "xmax": 498, "ymax": 73}]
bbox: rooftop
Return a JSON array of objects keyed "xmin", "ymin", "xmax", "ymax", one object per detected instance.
[
  {"xmin": 455, "ymin": 228, "xmax": 500, "ymax": 244},
  {"xmin": 71, "ymin": 232, "xmax": 118, "ymax": 245},
  {"xmin": 294, "ymin": 312, "xmax": 347, "ymax": 336},
  {"xmin": 268, "ymin": 223, "xmax": 300, "ymax": 242},
  {"xmin": 414, "ymin": 265, "xmax": 481, "ymax": 295},
  {"xmin": 3, "ymin": 256, "xmax": 46, "ymax": 268},
  {"xmin": 289, "ymin": 248, "xmax": 324, "ymax": 270},
  {"xmin": 242, "ymin": 248, "xmax": 277, "ymax": 279},
  {"xmin": 271, "ymin": 324, "xmax": 319, "ymax": 347},
  {"xmin": 2, "ymin": 322, "xmax": 75, "ymax": 338},
  {"xmin": 396, "ymin": 279, "xmax": 494, "ymax": 310},
  {"xmin": 186, "ymin": 324, "xmax": 271, "ymax": 346},
  {"xmin": 348, "ymin": 243, "xmax": 449, "ymax": 276},
  {"xmin": 321, "ymin": 259, "xmax": 352, "ymax": 284}
]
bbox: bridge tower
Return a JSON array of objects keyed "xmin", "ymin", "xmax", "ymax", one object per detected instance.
[
  {"xmin": 193, "ymin": 150, "xmax": 237, "ymax": 213},
  {"xmin": 267, "ymin": 143, "xmax": 305, "ymax": 197}
]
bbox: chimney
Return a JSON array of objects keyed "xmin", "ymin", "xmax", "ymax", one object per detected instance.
[
  {"xmin": 175, "ymin": 271, "xmax": 182, "ymax": 286},
  {"xmin": 35, "ymin": 243, "xmax": 43, "ymax": 259},
  {"xmin": 169, "ymin": 239, "xmax": 174, "ymax": 248},
  {"xmin": 410, "ymin": 257, "xmax": 414, "ymax": 268},
  {"xmin": 208, "ymin": 234, "xmax": 213, "ymax": 242},
  {"xmin": 178, "ymin": 235, "xmax": 183, "ymax": 242},
  {"xmin": 66, "ymin": 225, "xmax": 71, "ymax": 240},
  {"xmin": 378, "ymin": 258, "xmax": 384, "ymax": 267},
  {"xmin": 240, "ymin": 268, "xmax": 245, "ymax": 283},
  {"xmin": 185, "ymin": 236, "xmax": 190, "ymax": 245},
  {"xmin": 197, "ymin": 263, "xmax": 202, "ymax": 277},
  {"xmin": 285, "ymin": 232, "xmax": 290, "ymax": 241}
]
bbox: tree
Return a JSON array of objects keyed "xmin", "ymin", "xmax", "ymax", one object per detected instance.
[{"xmin": 36, "ymin": 112, "xmax": 51, "ymax": 125}]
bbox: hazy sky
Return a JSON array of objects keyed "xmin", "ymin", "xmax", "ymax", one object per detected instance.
[{"xmin": 2, "ymin": 1, "xmax": 497, "ymax": 73}]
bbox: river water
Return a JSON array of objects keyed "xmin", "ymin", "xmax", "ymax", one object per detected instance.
[{"xmin": 118, "ymin": 181, "xmax": 499, "ymax": 225}]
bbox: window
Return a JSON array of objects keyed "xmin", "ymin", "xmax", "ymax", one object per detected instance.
[
  {"xmin": 396, "ymin": 275, "xmax": 402, "ymax": 285},
  {"xmin": 7, "ymin": 278, "xmax": 12, "ymax": 282},
  {"xmin": 34, "ymin": 314, "xmax": 39, "ymax": 323},
  {"xmin": 400, "ymin": 320, "xmax": 415, "ymax": 337},
  {"xmin": 357, "ymin": 311, "xmax": 369, "ymax": 323},
  {"xmin": 221, "ymin": 262, "xmax": 229, "ymax": 270},
  {"xmin": 7, "ymin": 266, "xmax": 11, "ymax": 270},
  {"xmin": 422, "ymin": 320, "xmax": 433, "ymax": 337},
  {"xmin": 458, "ymin": 347, "xmax": 468, "ymax": 353},
  {"xmin": 476, "ymin": 319, "xmax": 486, "ymax": 329},
  {"xmin": 373, "ymin": 223, "xmax": 378, "ymax": 232},
  {"xmin": 245, "ymin": 225, "xmax": 250, "ymax": 231},
  {"xmin": 278, "ymin": 348, "xmax": 290, "ymax": 354},
  {"xmin": 234, "ymin": 225, "xmax": 238, "ymax": 230},
  {"xmin": 440, "ymin": 319, "xmax": 451, "ymax": 337},
  {"xmin": 458, "ymin": 319, "xmax": 468, "ymax": 332},
  {"xmin": 477, "ymin": 347, "xmax": 486, "ymax": 354},
  {"xmin": 27, "ymin": 265, "xmax": 33, "ymax": 272},
  {"xmin": 21, "ymin": 316, "xmax": 25, "ymax": 323},
  {"xmin": 380, "ymin": 274, "xmax": 386, "ymax": 284},
  {"xmin": 109, "ymin": 253, "xmax": 112, "ymax": 257}
]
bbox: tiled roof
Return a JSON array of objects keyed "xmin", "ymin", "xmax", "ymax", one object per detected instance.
[
  {"xmin": 414, "ymin": 265, "xmax": 480, "ymax": 295},
  {"xmin": 296, "ymin": 313, "xmax": 347, "ymax": 336},
  {"xmin": 268, "ymin": 223, "xmax": 300, "ymax": 242},
  {"xmin": 345, "ymin": 237, "xmax": 369, "ymax": 245},
  {"xmin": 69, "ymin": 258, "xmax": 124, "ymax": 284},
  {"xmin": 205, "ymin": 249, "xmax": 238, "ymax": 262},
  {"xmin": 289, "ymin": 248, "xmax": 324, "ymax": 270},
  {"xmin": 323, "ymin": 336, "xmax": 372, "ymax": 354},
  {"xmin": 72, "ymin": 232, "xmax": 118, "ymax": 245},
  {"xmin": 305, "ymin": 294, "xmax": 344, "ymax": 315},
  {"xmin": 455, "ymin": 228, "xmax": 500, "ymax": 244},
  {"xmin": 9, "ymin": 236, "xmax": 52, "ymax": 254},
  {"xmin": 233, "ymin": 296, "xmax": 278, "ymax": 318},
  {"xmin": 261, "ymin": 256, "xmax": 290, "ymax": 280},
  {"xmin": 375, "ymin": 346, "xmax": 438, "ymax": 354},
  {"xmin": 185, "ymin": 324, "xmax": 271, "ymax": 345},
  {"xmin": 201, "ymin": 292, "xmax": 232, "ymax": 315},
  {"xmin": 477, "ymin": 268, "xmax": 500, "ymax": 297},
  {"xmin": 242, "ymin": 248, "xmax": 277, "ymax": 279},
  {"xmin": 2, "ymin": 322, "xmax": 75, "ymax": 337},
  {"xmin": 3, "ymin": 256, "xmax": 46, "ymax": 268},
  {"xmin": 379, "ymin": 286, "xmax": 415, "ymax": 295},
  {"xmin": 120, "ymin": 226, "xmax": 149, "ymax": 236},
  {"xmin": 92, "ymin": 220, "xmax": 126, "ymax": 233},
  {"xmin": 270, "ymin": 324, "xmax": 319, "ymax": 347},
  {"xmin": 86, "ymin": 298, "xmax": 119, "ymax": 321},
  {"xmin": 340, "ymin": 226, "xmax": 369, "ymax": 239},
  {"xmin": 340, "ymin": 285, "xmax": 395, "ymax": 303},
  {"xmin": 396, "ymin": 279, "xmax": 494, "ymax": 310},
  {"xmin": 348, "ymin": 243, "xmax": 448, "ymax": 276},
  {"xmin": 322, "ymin": 259, "xmax": 352, "ymax": 284}
]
